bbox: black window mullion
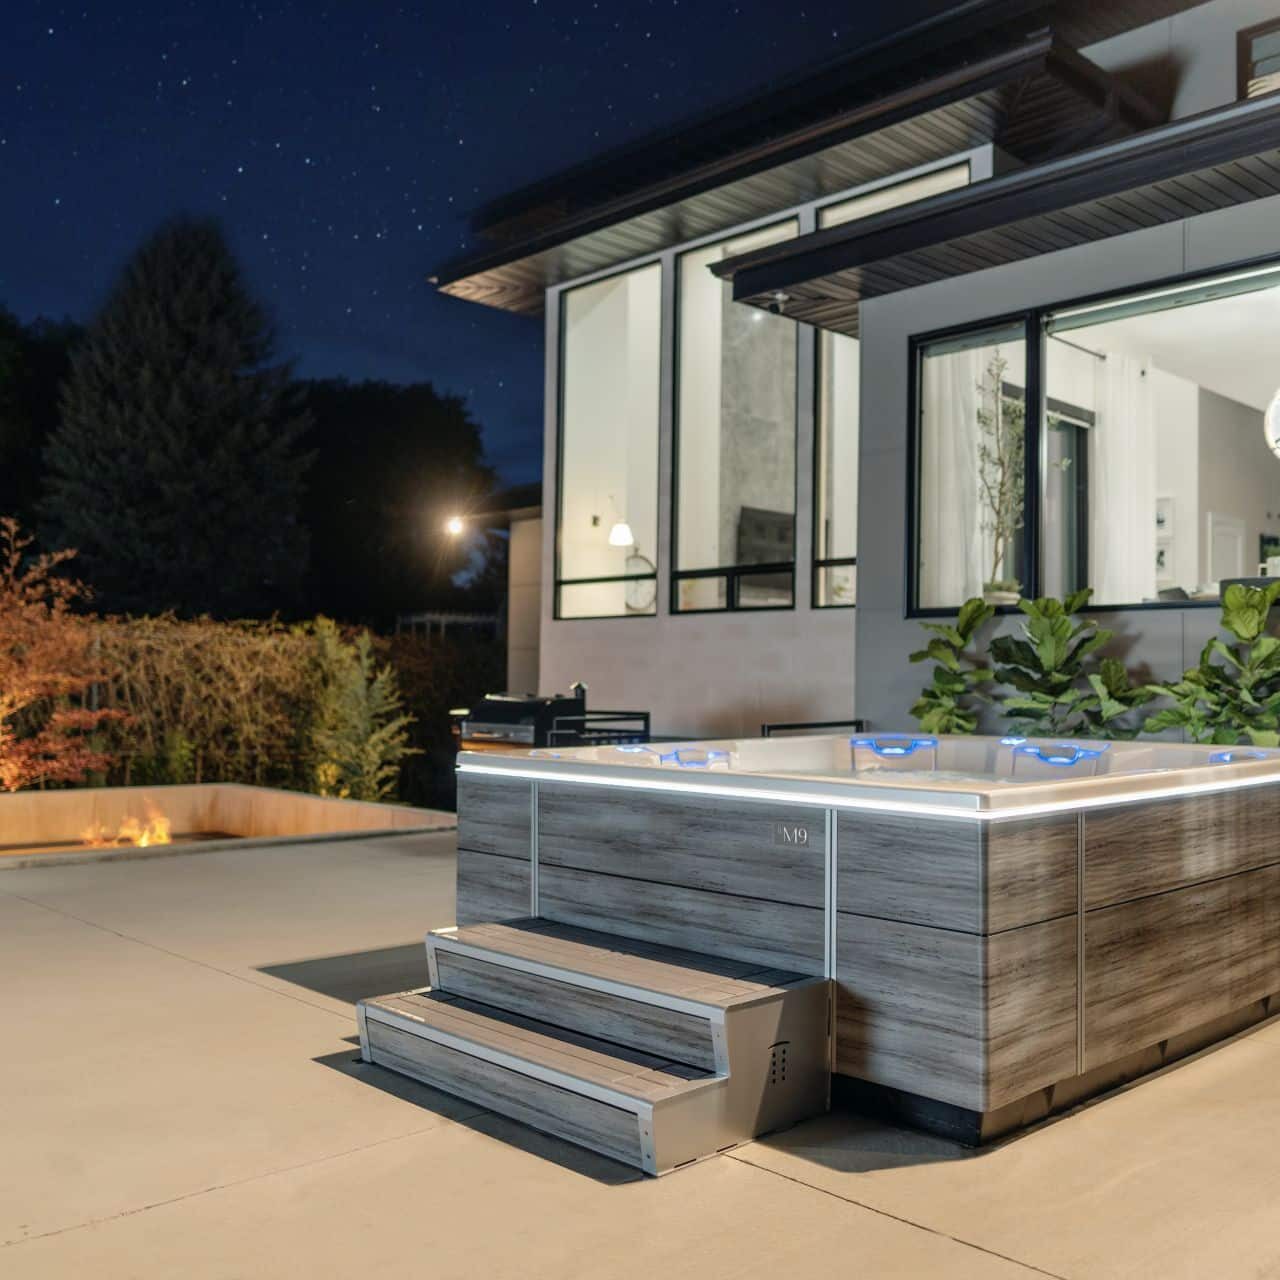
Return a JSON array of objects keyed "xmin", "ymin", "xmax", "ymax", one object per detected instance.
[{"xmin": 1024, "ymin": 311, "xmax": 1042, "ymax": 601}]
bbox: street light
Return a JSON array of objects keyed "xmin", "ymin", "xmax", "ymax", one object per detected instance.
[{"xmin": 444, "ymin": 515, "xmax": 465, "ymax": 537}]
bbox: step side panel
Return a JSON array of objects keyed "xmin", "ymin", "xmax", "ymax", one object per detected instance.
[
  {"xmin": 362, "ymin": 1013, "xmax": 645, "ymax": 1168},
  {"xmin": 434, "ymin": 949, "xmax": 718, "ymax": 1071}
]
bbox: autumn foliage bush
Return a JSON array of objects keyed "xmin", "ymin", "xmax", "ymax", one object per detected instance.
[
  {"xmin": 0, "ymin": 521, "xmax": 501, "ymax": 804},
  {"xmin": 0, "ymin": 518, "xmax": 121, "ymax": 791}
]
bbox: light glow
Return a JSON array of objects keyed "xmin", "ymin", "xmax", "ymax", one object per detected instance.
[
  {"xmin": 444, "ymin": 515, "xmax": 465, "ymax": 536},
  {"xmin": 1266, "ymin": 390, "xmax": 1280, "ymax": 460},
  {"xmin": 607, "ymin": 520, "xmax": 635, "ymax": 547},
  {"xmin": 457, "ymin": 759, "xmax": 1280, "ymax": 823}
]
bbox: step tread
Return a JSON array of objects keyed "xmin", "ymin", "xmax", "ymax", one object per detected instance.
[
  {"xmin": 434, "ymin": 919, "xmax": 812, "ymax": 1007},
  {"xmin": 365, "ymin": 989, "xmax": 715, "ymax": 1102}
]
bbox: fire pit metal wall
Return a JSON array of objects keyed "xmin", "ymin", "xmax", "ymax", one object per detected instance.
[{"xmin": 0, "ymin": 784, "xmax": 453, "ymax": 868}]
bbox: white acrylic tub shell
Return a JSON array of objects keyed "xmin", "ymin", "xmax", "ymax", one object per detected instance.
[{"xmin": 459, "ymin": 734, "xmax": 1280, "ymax": 817}]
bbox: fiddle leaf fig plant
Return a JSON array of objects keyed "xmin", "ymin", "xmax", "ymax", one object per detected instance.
[
  {"xmin": 909, "ymin": 596, "xmax": 995, "ymax": 733},
  {"xmin": 989, "ymin": 589, "xmax": 1154, "ymax": 737},
  {"xmin": 1144, "ymin": 581, "xmax": 1280, "ymax": 745}
]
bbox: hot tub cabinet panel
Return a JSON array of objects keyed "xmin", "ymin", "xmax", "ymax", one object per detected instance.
[
  {"xmin": 836, "ymin": 811, "xmax": 1078, "ymax": 933},
  {"xmin": 538, "ymin": 863, "xmax": 826, "ymax": 975},
  {"xmin": 456, "ymin": 848, "xmax": 532, "ymax": 925},
  {"xmin": 456, "ymin": 772, "xmax": 533, "ymax": 860},
  {"xmin": 1083, "ymin": 784, "xmax": 1280, "ymax": 910},
  {"xmin": 455, "ymin": 774, "xmax": 533, "ymax": 925},
  {"xmin": 539, "ymin": 783, "xmax": 826, "ymax": 908},
  {"xmin": 836, "ymin": 912, "xmax": 1078, "ymax": 1112},
  {"xmin": 1083, "ymin": 863, "xmax": 1280, "ymax": 1070},
  {"xmin": 446, "ymin": 735, "xmax": 1280, "ymax": 1149}
]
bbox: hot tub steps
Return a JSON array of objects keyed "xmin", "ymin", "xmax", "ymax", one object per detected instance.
[{"xmin": 357, "ymin": 919, "xmax": 830, "ymax": 1174}]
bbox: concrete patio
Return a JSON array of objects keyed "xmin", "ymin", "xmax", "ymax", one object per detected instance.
[{"xmin": 4, "ymin": 833, "xmax": 1280, "ymax": 1279}]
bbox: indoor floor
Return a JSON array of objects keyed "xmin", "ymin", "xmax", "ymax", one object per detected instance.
[{"xmin": 3, "ymin": 833, "xmax": 1280, "ymax": 1279}]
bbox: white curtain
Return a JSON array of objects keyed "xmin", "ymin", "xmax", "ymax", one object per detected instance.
[
  {"xmin": 1091, "ymin": 355, "xmax": 1156, "ymax": 603},
  {"xmin": 918, "ymin": 348, "xmax": 995, "ymax": 606}
]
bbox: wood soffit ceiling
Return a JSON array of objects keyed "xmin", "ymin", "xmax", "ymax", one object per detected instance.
[
  {"xmin": 434, "ymin": 21, "xmax": 1167, "ymax": 317},
  {"xmin": 711, "ymin": 95, "xmax": 1280, "ymax": 338}
]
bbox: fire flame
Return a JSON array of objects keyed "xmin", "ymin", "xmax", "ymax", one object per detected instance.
[{"xmin": 82, "ymin": 806, "xmax": 172, "ymax": 848}]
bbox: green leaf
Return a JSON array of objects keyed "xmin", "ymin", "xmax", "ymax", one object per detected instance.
[
  {"xmin": 956, "ymin": 597, "xmax": 995, "ymax": 639},
  {"xmin": 1062, "ymin": 587, "xmax": 1094, "ymax": 616}
]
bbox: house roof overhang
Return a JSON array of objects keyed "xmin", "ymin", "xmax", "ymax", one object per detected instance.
[
  {"xmin": 710, "ymin": 94, "xmax": 1280, "ymax": 337},
  {"xmin": 433, "ymin": 7, "xmax": 1169, "ymax": 317}
]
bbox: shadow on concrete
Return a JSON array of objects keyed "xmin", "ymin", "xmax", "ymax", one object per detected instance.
[
  {"xmin": 743, "ymin": 1109, "xmax": 975, "ymax": 1176},
  {"xmin": 314, "ymin": 1049, "xmax": 642, "ymax": 1186},
  {"xmin": 259, "ymin": 943, "xmax": 427, "ymax": 1006}
]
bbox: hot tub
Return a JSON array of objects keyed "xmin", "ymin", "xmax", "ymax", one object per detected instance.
[{"xmin": 454, "ymin": 733, "xmax": 1280, "ymax": 1141}]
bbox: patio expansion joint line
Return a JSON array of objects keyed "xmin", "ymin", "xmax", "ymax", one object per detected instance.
[
  {"xmin": 721, "ymin": 1150, "xmax": 1068, "ymax": 1280},
  {"xmin": 0, "ymin": 887, "xmax": 361, "ymax": 1025},
  {"xmin": 0, "ymin": 1120, "xmax": 452, "ymax": 1252}
]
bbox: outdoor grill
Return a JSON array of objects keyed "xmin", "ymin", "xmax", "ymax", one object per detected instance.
[{"xmin": 451, "ymin": 683, "xmax": 651, "ymax": 751}]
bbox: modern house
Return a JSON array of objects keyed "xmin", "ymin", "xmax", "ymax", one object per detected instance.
[{"xmin": 434, "ymin": 0, "xmax": 1280, "ymax": 737}]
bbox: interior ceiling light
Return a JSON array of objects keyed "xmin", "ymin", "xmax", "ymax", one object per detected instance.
[
  {"xmin": 607, "ymin": 521, "xmax": 635, "ymax": 547},
  {"xmin": 1266, "ymin": 390, "xmax": 1280, "ymax": 460}
]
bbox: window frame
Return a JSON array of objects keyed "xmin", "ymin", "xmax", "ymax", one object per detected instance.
[
  {"xmin": 545, "ymin": 148, "xmax": 994, "ymax": 622},
  {"xmin": 812, "ymin": 332, "xmax": 857, "ymax": 609},
  {"xmin": 669, "ymin": 217, "xmax": 802, "ymax": 616},
  {"xmin": 1238, "ymin": 18, "xmax": 1280, "ymax": 100},
  {"xmin": 905, "ymin": 254, "xmax": 1280, "ymax": 618},
  {"xmin": 552, "ymin": 259, "xmax": 663, "ymax": 622}
]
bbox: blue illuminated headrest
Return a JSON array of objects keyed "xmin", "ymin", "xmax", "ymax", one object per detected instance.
[
  {"xmin": 850, "ymin": 734, "xmax": 938, "ymax": 758},
  {"xmin": 1208, "ymin": 749, "xmax": 1270, "ymax": 764},
  {"xmin": 1013, "ymin": 742, "xmax": 1107, "ymax": 766}
]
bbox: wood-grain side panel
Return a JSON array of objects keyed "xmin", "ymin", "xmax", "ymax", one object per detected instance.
[
  {"xmin": 539, "ymin": 864, "xmax": 825, "ymax": 975},
  {"xmin": 836, "ymin": 811, "xmax": 982, "ymax": 932},
  {"xmin": 836, "ymin": 914, "xmax": 1077, "ymax": 1111},
  {"xmin": 456, "ymin": 847, "xmax": 531, "ymax": 926},
  {"xmin": 986, "ymin": 815, "xmax": 1078, "ymax": 933},
  {"xmin": 456, "ymin": 773, "xmax": 532, "ymax": 859},
  {"xmin": 985, "ymin": 916, "xmax": 1078, "ymax": 1108},
  {"xmin": 364, "ymin": 1018, "xmax": 642, "ymax": 1167},
  {"xmin": 434, "ymin": 950, "xmax": 717, "ymax": 1071},
  {"xmin": 836, "ymin": 812, "xmax": 1077, "ymax": 935},
  {"xmin": 1083, "ymin": 863, "xmax": 1280, "ymax": 1070},
  {"xmin": 539, "ymin": 783, "xmax": 824, "ymax": 908},
  {"xmin": 1083, "ymin": 784, "xmax": 1280, "ymax": 910},
  {"xmin": 835, "ymin": 913, "xmax": 984, "ymax": 1110}
]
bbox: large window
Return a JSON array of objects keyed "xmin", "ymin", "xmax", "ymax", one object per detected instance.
[
  {"xmin": 910, "ymin": 262, "xmax": 1280, "ymax": 612},
  {"xmin": 1045, "ymin": 265, "xmax": 1280, "ymax": 606},
  {"xmin": 556, "ymin": 263, "xmax": 661, "ymax": 618},
  {"xmin": 674, "ymin": 221, "xmax": 798, "ymax": 612},
  {"xmin": 815, "ymin": 164, "xmax": 971, "ymax": 607},
  {"xmin": 914, "ymin": 324, "xmax": 1027, "ymax": 610}
]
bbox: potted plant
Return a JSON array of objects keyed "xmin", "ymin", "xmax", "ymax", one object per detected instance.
[
  {"xmin": 1144, "ymin": 581, "xmax": 1280, "ymax": 744},
  {"xmin": 976, "ymin": 351, "xmax": 1024, "ymax": 604},
  {"xmin": 989, "ymin": 590, "xmax": 1154, "ymax": 737},
  {"xmin": 909, "ymin": 597, "xmax": 996, "ymax": 733}
]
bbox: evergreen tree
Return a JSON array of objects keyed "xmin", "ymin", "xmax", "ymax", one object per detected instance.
[{"xmin": 43, "ymin": 217, "xmax": 310, "ymax": 616}]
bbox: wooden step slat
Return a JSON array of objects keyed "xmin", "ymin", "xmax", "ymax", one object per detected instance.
[
  {"xmin": 435, "ymin": 919, "xmax": 810, "ymax": 1007},
  {"xmin": 368, "ymin": 990, "xmax": 716, "ymax": 1103},
  {"xmin": 363, "ymin": 1017, "xmax": 645, "ymax": 1168}
]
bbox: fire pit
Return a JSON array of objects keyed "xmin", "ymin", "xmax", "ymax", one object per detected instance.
[{"xmin": 0, "ymin": 783, "xmax": 454, "ymax": 869}]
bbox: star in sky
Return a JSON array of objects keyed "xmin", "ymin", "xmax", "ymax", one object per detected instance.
[{"xmin": 2, "ymin": 0, "xmax": 947, "ymax": 481}]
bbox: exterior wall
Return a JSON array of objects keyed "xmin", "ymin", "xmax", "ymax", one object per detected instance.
[
  {"xmin": 535, "ymin": 153, "xmax": 998, "ymax": 734},
  {"xmin": 1084, "ymin": 0, "xmax": 1273, "ymax": 119},
  {"xmin": 856, "ymin": 191, "xmax": 1280, "ymax": 729},
  {"xmin": 506, "ymin": 515, "xmax": 541, "ymax": 694}
]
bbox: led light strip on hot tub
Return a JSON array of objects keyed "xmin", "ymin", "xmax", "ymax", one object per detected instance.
[{"xmin": 457, "ymin": 756, "xmax": 1280, "ymax": 822}]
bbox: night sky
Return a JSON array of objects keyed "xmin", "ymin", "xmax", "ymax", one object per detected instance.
[{"xmin": 4, "ymin": 0, "xmax": 947, "ymax": 483}]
